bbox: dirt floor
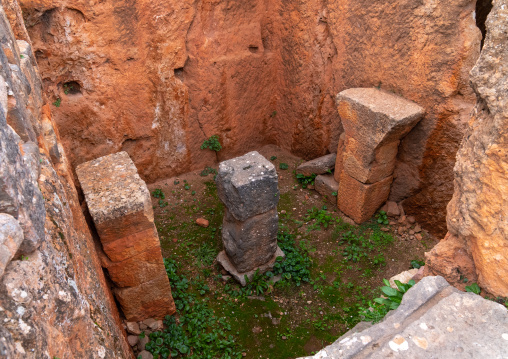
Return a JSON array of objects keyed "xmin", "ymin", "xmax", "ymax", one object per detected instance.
[{"xmin": 147, "ymin": 145, "xmax": 439, "ymax": 359}]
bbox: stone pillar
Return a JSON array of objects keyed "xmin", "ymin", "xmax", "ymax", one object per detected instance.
[
  {"xmin": 77, "ymin": 151, "xmax": 175, "ymax": 321},
  {"xmin": 336, "ymin": 88, "xmax": 424, "ymax": 223},
  {"xmin": 215, "ymin": 151, "xmax": 284, "ymax": 286}
]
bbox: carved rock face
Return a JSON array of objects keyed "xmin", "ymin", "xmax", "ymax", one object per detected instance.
[
  {"xmin": 428, "ymin": 0, "xmax": 508, "ymax": 297},
  {"xmin": 20, "ymin": 0, "xmax": 480, "ymax": 236}
]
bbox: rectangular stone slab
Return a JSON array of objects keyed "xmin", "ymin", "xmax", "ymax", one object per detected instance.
[{"xmin": 336, "ymin": 88, "xmax": 424, "ymax": 151}]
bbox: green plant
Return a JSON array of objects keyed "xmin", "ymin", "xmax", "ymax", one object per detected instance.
[
  {"xmin": 410, "ymin": 260, "xmax": 425, "ymax": 269},
  {"xmin": 359, "ymin": 279, "xmax": 415, "ymax": 323},
  {"xmin": 53, "ymin": 98, "xmax": 61, "ymax": 107},
  {"xmin": 296, "ymin": 173, "xmax": 317, "ymax": 188},
  {"xmin": 148, "ymin": 259, "xmax": 243, "ymax": 358},
  {"xmin": 200, "ymin": 135, "xmax": 222, "ymax": 152},
  {"xmin": 279, "ymin": 163, "xmax": 289, "ymax": 170},
  {"xmin": 270, "ymin": 111, "xmax": 277, "ymax": 117},
  {"xmin": 304, "ymin": 207, "xmax": 336, "ymax": 231},
  {"xmin": 272, "ymin": 231, "xmax": 312, "ymax": 286},
  {"xmin": 465, "ymin": 283, "xmax": 481, "ymax": 295},
  {"xmin": 200, "ymin": 166, "xmax": 217, "ymax": 177},
  {"xmin": 193, "ymin": 242, "xmax": 217, "ymax": 267},
  {"xmin": 21, "ymin": 255, "xmax": 29, "ymax": 261},
  {"xmin": 270, "ymin": 156, "xmax": 277, "ymax": 161},
  {"xmin": 63, "ymin": 83, "xmax": 74, "ymax": 94},
  {"xmin": 20, "ymin": 54, "xmax": 25, "ymax": 59},
  {"xmin": 376, "ymin": 210, "xmax": 389, "ymax": 225},
  {"xmin": 332, "ymin": 191, "xmax": 338, "ymax": 197},
  {"xmin": 184, "ymin": 184, "xmax": 191, "ymax": 190},
  {"xmin": 152, "ymin": 188, "xmax": 165, "ymax": 199}
]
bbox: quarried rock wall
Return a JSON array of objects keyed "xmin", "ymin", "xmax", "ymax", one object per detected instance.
[
  {"xmin": 18, "ymin": 0, "xmax": 482, "ymax": 234},
  {"xmin": 426, "ymin": 0, "xmax": 508, "ymax": 297},
  {"xmin": 0, "ymin": 3, "xmax": 133, "ymax": 357}
]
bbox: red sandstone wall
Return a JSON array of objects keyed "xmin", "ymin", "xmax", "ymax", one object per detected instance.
[
  {"xmin": 19, "ymin": 0, "xmax": 481, "ymax": 235},
  {"xmin": 0, "ymin": 2, "xmax": 133, "ymax": 357}
]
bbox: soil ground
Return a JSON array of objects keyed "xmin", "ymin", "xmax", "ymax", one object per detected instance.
[{"xmin": 148, "ymin": 145, "xmax": 438, "ymax": 359}]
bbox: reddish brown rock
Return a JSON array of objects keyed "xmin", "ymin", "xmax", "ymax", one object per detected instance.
[
  {"xmin": 77, "ymin": 151, "xmax": 175, "ymax": 320},
  {"xmin": 337, "ymin": 172, "xmax": 393, "ymax": 224},
  {"xmin": 427, "ymin": 1, "xmax": 508, "ymax": 297},
  {"xmin": 334, "ymin": 133, "xmax": 346, "ymax": 183},
  {"xmin": 18, "ymin": 0, "xmax": 481, "ymax": 236},
  {"xmin": 196, "ymin": 218, "xmax": 209, "ymax": 228},
  {"xmin": 0, "ymin": 6, "xmax": 133, "ymax": 357},
  {"xmin": 315, "ymin": 174, "xmax": 340, "ymax": 204},
  {"xmin": 115, "ymin": 274, "xmax": 175, "ymax": 322},
  {"xmin": 424, "ymin": 233, "xmax": 477, "ymax": 292},
  {"xmin": 336, "ymin": 88, "xmax": 423, "ymax": 223}
]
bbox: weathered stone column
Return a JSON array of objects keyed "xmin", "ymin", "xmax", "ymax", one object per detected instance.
[
  {"xmin": 336, "ymin": 88, "xmax": 424, "ymax": 223},
  {"xmin": 77, "ymin": 151, "xmax": 175, "ymax": 321},
  {"xmin": 215, "ymin": 151, "xmax": 284, "ymax": 285}
]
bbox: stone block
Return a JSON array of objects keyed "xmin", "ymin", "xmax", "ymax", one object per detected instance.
[
  {"xmin": 300, "ymin": 276, "xmax": 508, "ymax": 359},
  {"xmin": 296, "ymin": 153, "xmax": 336, "ymax": 177},
  {"xmin": 334, "ymin": 133, "xmax": 346, "ymax": 183},
  {"xmin": 114, "ymin": 273, "xmax": 176, "ymax": 322},
  {"xmin": 77, "ymin": 151, "xmax": 175, "ymax": 320},
  {"xmin": 104, "ymin": 246, "xmax": 166, "ymax": 288},
  {"xmin": 315, "ymin": 174, "xmax": 339, "ymax": 204},
  {"xmin": 342, "ymin": 140, "xmax": 399, "ymax": 184},
  {"xmin": 337, "ymin": 171, "xmax": 393, "ymax": 223},
  {"xmin": 0, "ymin": 213, "xmax": 23, "ymax": 278},
  {"xmin": 215, "ymin": 151, "xmax": 279, "ymax": 222},
  {"xmin": 101, "ymin": 226, "xmax": 160, "ymax": 262},
  {"xmin": 222, "ymin": 208, "xmax": 279, "ymax": 273},
  {"xmin": 336, "ymin": 88, "xmax": 424, "ymax": 151},
  {"xmin": 76, "ymin": 151, "xmax": 154, "ymax": 234},
  {"xmin": 217, "ymin": 246, "xmax": 285, "ymax": 286}
]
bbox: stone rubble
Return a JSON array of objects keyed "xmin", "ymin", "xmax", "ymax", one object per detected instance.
[{"xmin": 296, "ymin": 153, "xmax": 337, "ymax": 177}]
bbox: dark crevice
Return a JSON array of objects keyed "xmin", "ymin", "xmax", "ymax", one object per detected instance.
[
  {"xmin": 174, "ymin": 67, "xmax": 184, "ymax": 82},
  {"xmin": 63, "ymin": 81, "xmax": 81, "ymax": 95},
  {"xmin": 475, "ymin": 0, "xmax": 493, "ymax": 49}
]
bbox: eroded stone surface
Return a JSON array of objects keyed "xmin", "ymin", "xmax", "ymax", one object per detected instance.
[
  {"xmin": 216, "ymin": 151, "xmax": 281, "ymax": 279},
  {"xmin": 315, "ymin": 174, "xmax": 339, "ymax": 204},
  {"xmin": 299, "ymin": 276, "xmax": 508, "ymax": 359},
  {"xmin": 0, "ymin": 5, "xmax": 133, "ymax": 357},
  {"xmin": 337, "ymin": 172, "xmax": 393, "ymax": 224},
  {"xmin": 0, "ymin": 213, "xmax": 23, "ymax": 277},
  {"xmin": 296, "ymin": 153, "xmax": 336, "ymax": 177},
  {"xmin": 216, "ymin": 151, "xmax": 279, "ymax": 222},
  {"xmin": 426, "ymin": 1, "xmax": 508, "ymax": 297},
  {"xmin": 337, "ymin": 88, "xmax": 424, "ymax": 152},
  {"xmin": 77, "ymin": 151, "xmax": 175, "ymax": 321},
  {"xmin": 18, "ymin": 0, "xmax": 480, "ymax": 236},
  {"xmin": 336, "ymin": 89, "xmax": 423, "ymax": 223},
  {"xmin": 217, "ymin": 247, "xmax": 285, "ymax": 287},
  {"xmin": 222, "ymin": 208, "xmax": 279, "ymax": 273}
]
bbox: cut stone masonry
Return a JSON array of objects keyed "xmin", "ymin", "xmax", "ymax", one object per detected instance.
[
  {"xmin": 77, "ymin": 151, "xmax": 175, "ymax": 321},
  {"xmin": 215, "ymin": 151, "xmax": 284, "ymax": 285},
  {"xmin": 336, "ymin": 88, "xmax": 424, "ymax": 223}
]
